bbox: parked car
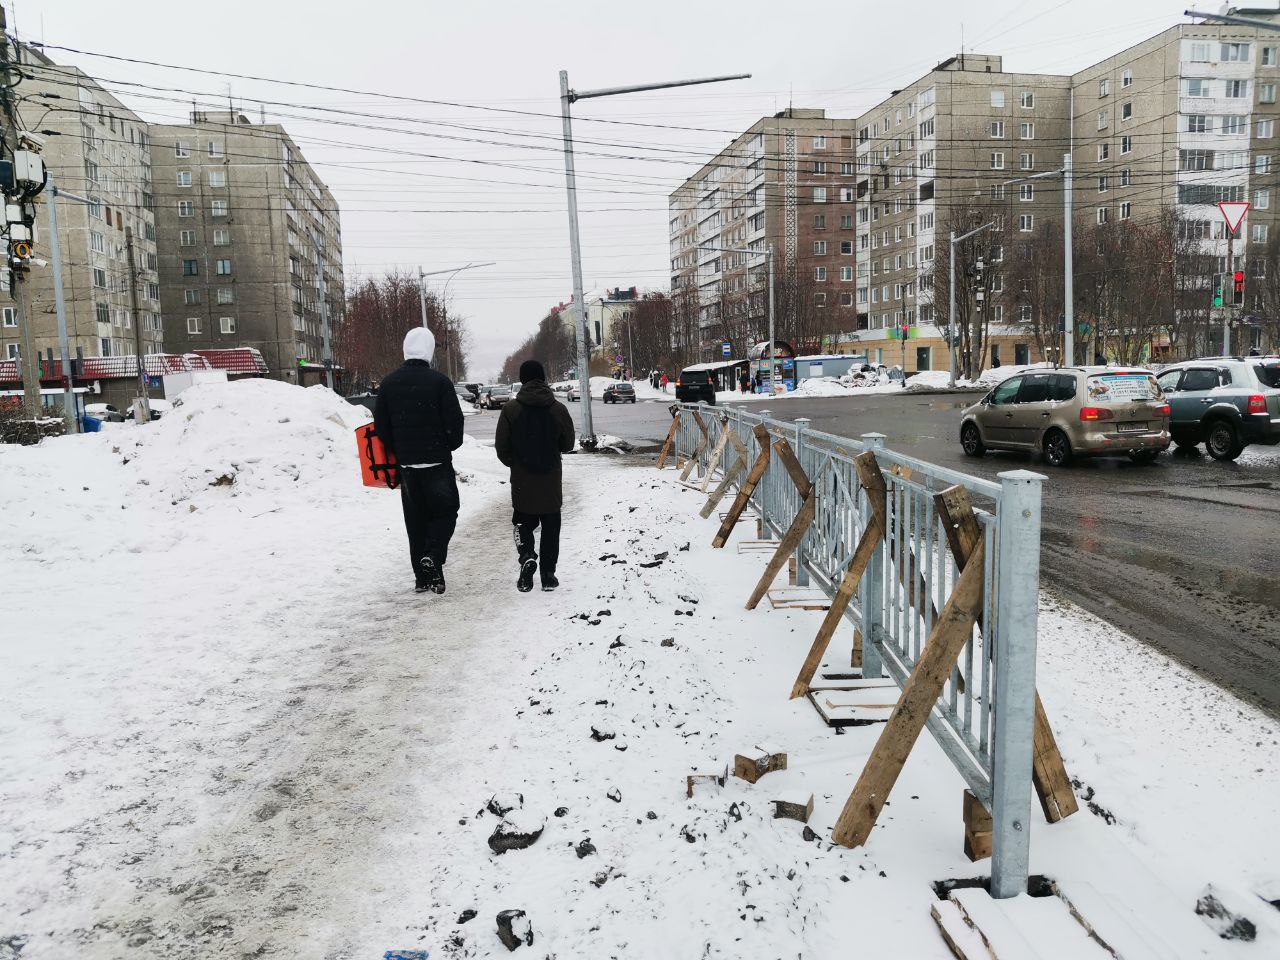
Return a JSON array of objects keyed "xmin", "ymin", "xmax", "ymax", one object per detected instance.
[
  {"xmin": 603, "ymin": 381, "xmax": 637, "ymax": 404},
  {"xmin": 126, "ymin": 398, "xmax": 174, "ymax": 421},
  {"xmin": 1155, "ymin": 357, "xmax": 1280, "ymax": 460},
  {"xmin": 567, "ymin": 384, "xmax": 582, "ymax": 402},
  {"xmin": 84, "ymin": 402, "xmax": 126, "ymax": 423},
  {"xmin": 675, "ymin": 367, "xmax": 716, "ymax": 405},
  {"xmin": 479, "ymin": 384, "xmax": 513, "ymax": 409},
  {"xmin": 346, "ymin": 392, "xmax": 378, "ymax": 414},
  {"xmin": 959, "ymin": 367, "xmax": 1170, "ymax": 467},
  {"xmin": 455, "ymin": 383, "xmax": 478, "ymax": 404}
]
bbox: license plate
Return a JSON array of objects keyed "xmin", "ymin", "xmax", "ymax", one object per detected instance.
[{"xmin": 1117, "ymin": 422, "xmax": 1146, "ymax": 433}]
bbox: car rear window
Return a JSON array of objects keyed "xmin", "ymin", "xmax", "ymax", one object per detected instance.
[
  {"xmin": 1085, "ymin": 372, "xmax": 1162, "ymax": 402},
  {"xmin": 1253, "ymin": 363, "xmax": 1280, "ymax": 388},
  {"xmin": 680, "ymin": 370, "xmax": 711, "ymax": 383}
]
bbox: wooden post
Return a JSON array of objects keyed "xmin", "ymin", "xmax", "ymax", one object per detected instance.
[
  {"xmin": 699, "ymin": 415, "xmax": 732, "ymax": 493},
  {"xmin": 963, "ymin": 789, "xmax": 993, "ymax": 861},
  {"xmin": 656, "ymin": 413, "xmax": 681, "ymax": 470},
  {"xmin": 830, "ymin": 537, "xmax": 986, "ymax": 848},
  {"xmin": 746, "ymin": 490, "xmax": 816, "ymax": 609},
  {"xmin": 789, "ymin": 452, "xmax": 887, "ymax": 699},
  {"xmin": 679, "ymin": 411, "xmax": 712, "ymax": 482},
  {"xmin": 712, "ymin": 425, "xmax": 772, "ymax": 548},
  {"xmin": 934, "ymin": 485, "xmax": 1078, "ymax": 824},
  {"xmin": 700, "ymin": 450, "xmax": 746, "ymax": 520}
]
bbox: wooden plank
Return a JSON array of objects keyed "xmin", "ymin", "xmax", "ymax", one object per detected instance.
[
  {"xmin": 830, "ymin": 537, "xmax": 986, "ymax": 848},
  {"xmin": 698, "ymin": 416, "xmax": 732, "ymax": 493},
  {"xmin": 789, "ymin": 452, "xmax": 888, "ymax": 700},
  {"xmin": 934, "ymin": 485, "xmax": 1078, "ymax": 824},
  {"xmin": 746, "ymin": 490, "xmax": 817, "ymax": 609},
  {"xmin": 699, "ymin": 453, "xmax": 745, "ymax": 519},
  {"xmin": 678, "ymin": 412, "xmax": 711, "ymax": 482},
  {"xmin": 772, "ymin": 436, "xmax": 813, "ymax": 496},
  {"xmin": 931, "ymin": 901, "xmax": 990, "ymax": 960},
  {"xmin": 963, "ymin": 789, "xmax": 993, "ymax": 862},
  {"xmin": 656, "ymin": 414, "xmax": 681, "ymax": 470},
  {"xmin": 712, "ymin": 425, "xmax": 772, "ymax": 548}
]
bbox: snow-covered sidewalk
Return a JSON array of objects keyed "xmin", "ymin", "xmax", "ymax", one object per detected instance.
[{"xmin": 2, "ymin": 380, "xmax": 1277, "ymax": 958}]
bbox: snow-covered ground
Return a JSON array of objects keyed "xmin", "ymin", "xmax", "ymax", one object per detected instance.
[{"xmin": 2, "ymin": 379, "xmax": 1276, "ymax": 958}]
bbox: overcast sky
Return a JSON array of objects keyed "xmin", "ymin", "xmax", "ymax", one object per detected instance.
[{"xmin": 20, "ymin": 0, "xmax": 1194, "ymax": 379}]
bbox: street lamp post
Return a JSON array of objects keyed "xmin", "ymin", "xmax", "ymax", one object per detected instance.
[
  {"xmin": 417, "ymin": 261, "xmax": 495, "ymax": 379},
  {"xmin": 560, "ymin": 69, "xmax": 750, "ymax": 440}
]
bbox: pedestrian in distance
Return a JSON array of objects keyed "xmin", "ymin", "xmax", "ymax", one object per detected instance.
[
  {"xmin": 373, "ymin": 327, "xmax": 465, "ymax": 594},
  {"xmin": 660, "ymin": 373, "xmax": 669, "ymax": 393},
  {"xmin": 739, "ymin": 371, "xmax": 751, "ymax": 393},
  {"xmin": 495, "ymin": 360, "xmax": 576, "ymax": 593}
]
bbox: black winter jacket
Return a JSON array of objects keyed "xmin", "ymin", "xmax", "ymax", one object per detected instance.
[
  {"xmin": 373, "ymin": 359, "xmax": 465, "ymax": 465},
  {"xmin": 494, "ymin": 380, "xmax": 576, "ymax": 514}
]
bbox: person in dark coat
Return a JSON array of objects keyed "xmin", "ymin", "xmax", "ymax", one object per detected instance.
[
  {"xmin": 494, "ymin": 360, "xmax": 576, "ymax": 592},
  {"xmin": 373, "ymin": 327, "xmax": 465, "ymax": 594}
]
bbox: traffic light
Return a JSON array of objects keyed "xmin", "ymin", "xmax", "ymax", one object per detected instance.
[
  {"xmin": 1213, "ymin": 273, "xmax": 1224, "ymax": 308},
  {"xmin": 1233, "ymin": 270, "xmax": 1245, "ymax": 307}
]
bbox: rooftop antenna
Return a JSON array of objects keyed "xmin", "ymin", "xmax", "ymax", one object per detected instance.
[
  {"xmin": 960, "ymin": 22, "xmax": 965, "ymax": 68},
  {"xmin": 259, "ymin": 101, "xmax": 265, "ymax": 125}
]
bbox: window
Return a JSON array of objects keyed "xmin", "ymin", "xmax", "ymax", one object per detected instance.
[
  {"xmin": 814, "ymin": 214, "xmax": 826, "ymax": 229},
  {"xmin": 1120, "ymin": 167, "xmax": 1132, "ymax": 186},
  {"xmin": 1, "ymin": 306, "xmax": 14, "ymax": 327},
  {"xmin": 840, "ymin": 214, "xmax": 853, "ymax": 229},
  {"xmin": 813, "ymin": 161, "xmax": 827, "ymax": 174},
  {"xmin": 1180, "ymin": 149, "xmax": 1213, "ymax": 171},
  {"xmin": 919, "ymin": 118, "xmax": 934, "ymax": 139},
  {"xmin": 1120, "ymin": 202, "xmax": 1132, "ymax": 220},
  {"xmin": 217, "ymin": 288, "xmax": 234, "ymax": 305},
  {"xmin": 215, "ymin": 258, "xmax": 232, "ymax": 275},
  {"xmin": 814, "ymin": 292, "xmax": 827, "ymax": 306},
  {"xmin": 1019, "ymin": 152, "xmax": 1034, "ymax": 171},
  {"xmin": 89, "ymin": 230, "xmax": 105, "ymax": 254},
  {"xmin": 1260, "ymin": 119, "xmax": 1275, "ymax": 138},
  {"xmin": 1178, "ymin": 183, "xmax": 1246, "ymax": 204},
  {"xmin": 815, "ymin": 266, "xmax": 827, "ymax": 281},
  {"xmin": 1098, "ymin": 143, "xmax": 1110, "ymax": 161},
  {"xmin": 92, "ymin": 267, "xmax": 107, "ymax": 288},
  {"xmin": 187, "ymin": 317, "xmax": 201, "ymax": 334},
  {"xmin": 1255, "ymin": 189, "xmax": 1271, "ymax": 210},
  {"xmin": 813, "ymin": 187, "xmax": 827, "ymax": 203},
  {"xmin": 840, "ymin": 292, "xmax": 854, "ymax": 307},
  {"xmin": 182, "ymin": 259, "xmax": 199, "ymax": 276},
  {"xmin": 1020, "ymin": 121, "xmax": 1034, "ymax": 139},
  {"xmin": 1099, "ymin": 79, "xmax": 1110, "ymax": 97},
  {"xmin": 220, "ymin": 316, "xmax": 236, "ymax": 334},
  {"xmin": 1097, "ymin": 207, "xmax": 1110, "ymax": 224},
  {"xmin": 1257, "ymin": 155, "xmax": 1272, "ymax": 174},
  {"xmin": 1120, "ymin": 135, "xmax": 1132, "ymax": 154},
  {"xmin": 175, "ymin": 140, "xmax": 190, "ymax": 157},
  {"xmin": 1253, "ymin": 224, "xmax": 1269, "ymax": 243},
  {"xmin": 208, "ymin": 140, "xmax": 224, "ymax": 157},
  {"xmin": 1020, "ymin": 91, "xmax": 1034, "ymax": 108},
  {"xmin": 5, "ymin": 343, "xmax": 17, "ymax": 360},
  {"xmin": 1222, "ymin": 42, "xmax": 1250, "ymax": 62},
  {"xmin": 991, "ymin": 152, "xmax": 1005, "ymax": 170},
  {"xmin": 1121, "ymin": 101, "xmax": 1132, "ymax": 120},
  {"xmin": 839, "ymin": 187, "xmax": 855, "ymax": 202},
  {"xmin": 179, "ymin": 230, "xmax": 195, "ymax": 246},
  {"xmin": 184, "ymin": 289, "xmax": 201, "ymax": 305},
  {"xmin": 840, "ymin": 240, "xmax": 853, "ymax": 254},
  {"xmin": 1185, "ymin": 114, "xmax": 1208, "ymax": 133},
  {"xmin": 813, "ymin": 135, "xmax": 827, "ymax": 149},
  {"xmin": 813, "ymin": 240, "xmax": 827, "ymax": 255},
  {"xmin": 213, "ymin": 228, "xmax": 230, "ymax": 246},
  {"xmin": 1264, "ymin": 46, "xmax": 1278, "ymax": 66},
  {"xmin": 1217, "ymin": 150, "xmax": 1247, "ymax": 170},
  {"xmin": 1019, "ymin": 183, "xmax": 1034, "ymax": 201},
  {"xmin": 178, "ymin": 200, "xmax": 194, "ymax": 217},
  {"xmin": 1122, "ymin": 68, "xmax": 1133, "ymax": 87},
  {"xmin": 1226, "ymin": 80, "xmax": 1248, "ymax": 99},
  {"xmin": 841, "ymin": 162, "xmax": 854, "ymax": 175},
  {"xmin": 1185, "ymin": 78, "xmax": 1211, "ymax": 97},
  {"xmin": 1097, "ymin": 110, "xmax": 1109, "ymax": 130},
  {"xmin": 147, "ymin": 283, "xmax": 160, "ymax": 301},
  {"xmin": 95, "ymin": 302, "xmax": 110, "ymax": 325},
  {"xmin": 208, "ymin": 170, "xmax": 227, "ymax": 187},
  {"xmin": 1018, "ymin": 214, "xmax": 1034, "ymax": 232},
  {"xmin": 176, "ymin": 170, "xmax": 192, "ymax": 187},
  {"xmin": 1221, "ymin": 115, "xmax": 1246, "ymax": 135},
  {"xmin": 990, "ymin": 90, "xmax": 1005, "ymax": 108},
  {"xmin": 990, "ymin": 121, "xmax": 1005, "ymax": 138},
  {"xmin": 211, "ymin": 199, "xmax": 229, "ymax": 217}
]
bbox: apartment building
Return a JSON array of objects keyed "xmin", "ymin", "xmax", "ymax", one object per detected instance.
[
  {"xmin": 0, "ymin": 46, "xmax": 162, "ymax": 366},
  {"xmin": 848, "ymin": 55, "xmax": 1073, "ymax": 372},
  {"xmin": 148, "ymin": 112, "xmax": 344, "ymax": 382},
  {"xmin": 668, "ymin": 108, "xmax": 860, "ymax": 359}
]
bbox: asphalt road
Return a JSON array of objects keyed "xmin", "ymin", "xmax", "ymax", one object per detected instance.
[{"xmin": 466, "ymin": 392, "xmax": 1280, "ymax": 717}]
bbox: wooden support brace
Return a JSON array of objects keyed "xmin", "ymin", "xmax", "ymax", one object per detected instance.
[
  {"xmin": 830, "ymin": 536, "xmax": 986, "ymax": 848},
  {"xmin": 678, "ymin": 412, "xmax": 711, "ymax": 482},
  {"xmin": 656, "ymin": 414, "xmax": 681, "ymax": 470},
  {"xmin": 772, "ymin": 436, "xmax": 813, "ymax": 497},
  {"xmin": 789, "ymin": 452, "xmax": 887, "ymax": 699},
  {"xmin": 712, "ymin": 425, "xmax": 772, "ymax": 548},
  {"xmin": 745, "ymin": 441, "xmax": 816, "ymax": 608},
  {"xmin": 699, "ymin": 415, "xmax": 732, "ymax": 493},
  {"xmin": 933, "ymin": 485, "xmax": 1078, "ymax": 824},
  {"xmin": 700, "ymin": 429, "xmax": 749, "ymax": 519}
]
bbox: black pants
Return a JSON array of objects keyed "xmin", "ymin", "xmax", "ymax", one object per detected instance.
[
  {"xmin": 399, "ymin": 465, "xmax": 460, "ymax": 577},
  {"xmin": 512, "ymin": 510, "xmax": 561, "ymax": 577}
]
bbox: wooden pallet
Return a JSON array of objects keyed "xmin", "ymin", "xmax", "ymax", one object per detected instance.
[
  {"xmin": 766, "ymin": 588, "xmax": 831, "ymax": 611},
  {"xmin": 736, "ymin": 540, "xmax": 779, "ymax": 554},
  {"xmin": 805, "ymin": 680, "xmax": 897, "ymax": 727}
]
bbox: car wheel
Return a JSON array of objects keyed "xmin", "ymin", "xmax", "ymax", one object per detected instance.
[
  {"xmin": 630, "ymin": 398, "xmax": 636, "ymax": 403},
  {"xmin": 1128, "ymin": 450, "xmax": 1159, "ymax": 464},
  {"xmin": 960, "ymin": 422, "xmax": 986, "ymax": 457},
  {"xmin": 1043, "ymin": 429, "xmax": 1073, "ymax": 467},
  {"xmin": 1205, "ymin": 419, "xmax": 1243, "ymax": 461}
]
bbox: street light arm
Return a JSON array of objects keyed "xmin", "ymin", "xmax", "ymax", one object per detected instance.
[
  {"xmin": 955, "ymin": 221, "xmax": 997, "ymax": 244},
  {"xmin": 1185, "ymin": 9, "xmax": 1280, "ymax": 31},
  {"xmin": 569, "ymin": 73, "xmax": 751, "ymax": 102}
]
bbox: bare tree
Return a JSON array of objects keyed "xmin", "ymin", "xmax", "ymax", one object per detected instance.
[{"xmin": 924, "ymin": 201, "xmax": 1008, "ymax": 378}]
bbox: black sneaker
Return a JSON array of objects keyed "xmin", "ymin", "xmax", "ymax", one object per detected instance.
[
  {"xmin": 541, "ymin": 574, "xmax": 559, "ymax": 592},
  {"xmin": 414, "ymin": 579, "xmax": 430, "ymax": 594},
  {"xmin": 421, "ymin": 557, "xmax": 446, "ymax": 595},
  {"xmin": 517, "ymin": 558, "xmax": 537, "ymax": 593}
]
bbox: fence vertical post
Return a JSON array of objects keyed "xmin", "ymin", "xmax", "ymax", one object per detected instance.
[
  {"xmin": 757, "ymin": 410, "xmax": 772, "ymax": 540},
  {"xmin": 859, "ymin": 433, "xmax": 886, "ymax": 680},
  {"xmin": 793, "ymin": 418, "xmax": 811, "ymax": 587},
  {"xmin": 990, "ymin": 469, "xmax": 1045, "ymax": 899}
]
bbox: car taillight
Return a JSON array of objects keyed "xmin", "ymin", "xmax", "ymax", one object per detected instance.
[
  {"xmin": 1247, "ymin": 394, "xmax": 1267, "ymax": 414},
  {"xmin": 1154, "ymin": 403, "xmax": 1170, "ymax": 417},
  {"xmin": 676, "ymin": 379, "xmax": 682, "ymax": 386},
  {"xmin": 1079, "ymin": 407, "xmax": 1114, "ymax": 421}
]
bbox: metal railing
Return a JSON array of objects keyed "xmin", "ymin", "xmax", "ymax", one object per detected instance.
[{"xmin": 670, "ymin": 401, "xmax": 1045, "ymax": 898}]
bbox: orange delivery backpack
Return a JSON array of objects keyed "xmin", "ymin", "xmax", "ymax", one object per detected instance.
[{"xmin": 355, "ymin": 423, "xmax": 399, "ymax": 489}]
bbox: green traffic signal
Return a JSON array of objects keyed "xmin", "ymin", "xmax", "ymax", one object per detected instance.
[{"xmin": 1213, "ymin": 273, "xmax": 1223, "ymax": 308}]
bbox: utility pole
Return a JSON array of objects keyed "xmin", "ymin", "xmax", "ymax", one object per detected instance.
[
  {"xmin": 311, "ymin": 230, "xmax": 331, "ymax": 388},
  {"xmin": 124, "ymin": 228, "xmax": 150, "ymax": 421},
  {"xmin": 948, "ymin": 221, "xmax": 995, "ymax": 386},
  {"xmin": 1224, "ymin": 228, "xmax": 1234, "ymax": 356},
  {"xmin": 1063, "ymin": 152, "xmax": 1074, "ymax": 367},
  {"xmin": 46, "ymin": 178, "xmax": 83, "ymax": 432}
]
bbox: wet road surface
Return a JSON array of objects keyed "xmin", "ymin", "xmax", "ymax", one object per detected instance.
[{"xmin": 468, "ymin": 392, "xmax": 1280, "ymax": 717}]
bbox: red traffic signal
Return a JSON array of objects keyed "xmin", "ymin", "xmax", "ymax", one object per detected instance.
[{"xmin": 1233, "ymin": 270, "xmax": 1245, "ymax": 284}]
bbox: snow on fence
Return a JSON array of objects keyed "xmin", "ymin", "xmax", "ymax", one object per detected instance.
[{"xmin": 659, "ymin": 402, "xmax": 1078, "ymax": 899}]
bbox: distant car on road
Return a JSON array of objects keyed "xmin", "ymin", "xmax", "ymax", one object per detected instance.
[
  {"xmin": 603, "ymin": 381, "xmax": 637, "ymax": 404},
  {"xmin": 479, "ymin": 384, "xmax": 513, "ymax": 409},
  {"xmin": 959, "ymin": 367, "xmax": 1170, "ymax": 467},
  {"xmin": 567, "ymin": 384, "xmax": 582, "ymax": 402},
  {"xmin": 1155, "ymin": 357, "xmax": 1280, "ymax": 460},
  {"xmin": 84, "ymin": 402, "xmax": 126, "ymax": 423},
  {"xmin": 675, "ymin": 367, "xmax": 716, "ymax": 405},
  {"xmin": 455, "ymin": 383, "xmax": 478, "ymax": 404},
  {"xmin": 346, "ymin": 393, "xmax": 378, "ymax": 414}
]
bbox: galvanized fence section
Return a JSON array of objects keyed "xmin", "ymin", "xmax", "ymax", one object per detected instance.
[{"xmin": 668, "ymin": 401, "xmax": 1046, "ymax": 899}]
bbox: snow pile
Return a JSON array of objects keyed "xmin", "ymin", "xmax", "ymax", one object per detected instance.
[
  {"xmin": 793, "ymin": 377, "xmax": 854, "ymax": 397},
  {"xmin": 903, "ymin": 370, "xmax": 953, "ymax": 391}
]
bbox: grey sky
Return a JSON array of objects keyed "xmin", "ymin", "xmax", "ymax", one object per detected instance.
[{"xmin": 23, "ymin": 0, "xmax": 1189, "ymax": 378}]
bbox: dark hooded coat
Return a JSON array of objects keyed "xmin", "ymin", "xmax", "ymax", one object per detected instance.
[{"xmin": 494, "ymin": 380, "xmax": 576, "ymax": 514}]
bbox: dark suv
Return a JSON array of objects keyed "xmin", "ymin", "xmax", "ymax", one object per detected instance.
[
  {"xmin": 1156, "ymin": 358, "xmax": 1280, "ymax": 460},
  {"xmin": 603, "ymin": 381, "xmax": 637, "ymax": 403},
  {"xmin": 675, "ymin": 367, "xmax": 716, "ymax": 405}
]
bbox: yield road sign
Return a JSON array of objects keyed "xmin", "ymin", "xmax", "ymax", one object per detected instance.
[{"xmin": 1218, "ymin": 201, "xmax": 1251, "ymax": 235}]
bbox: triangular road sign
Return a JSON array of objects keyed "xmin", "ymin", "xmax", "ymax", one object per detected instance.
[{"xmin": 1218, "ymin": 201, "xmax": 1251, "ymax": 235}]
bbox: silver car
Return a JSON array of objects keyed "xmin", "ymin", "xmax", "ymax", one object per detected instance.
[{"xmin": 960, "ymin": 367, "xmax": 1171, "ymax": 467}]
